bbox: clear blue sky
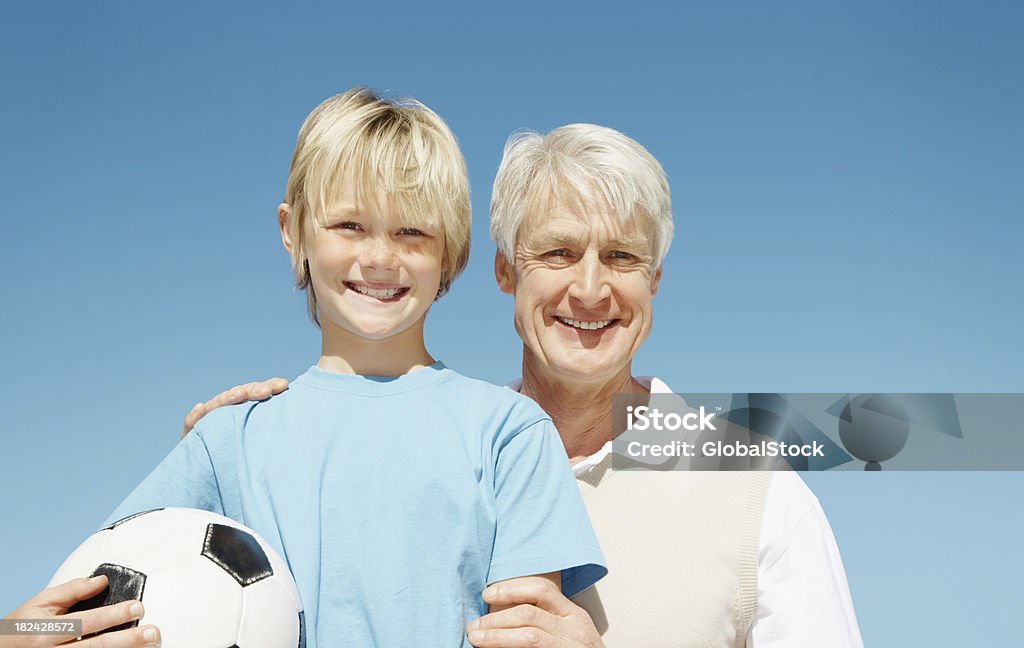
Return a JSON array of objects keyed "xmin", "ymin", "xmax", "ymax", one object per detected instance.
[{"xmin": 1, "ymin": 1, "xmax": 1021, "ymax": 644}]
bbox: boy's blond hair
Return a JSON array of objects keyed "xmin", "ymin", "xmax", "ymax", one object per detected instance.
[{"xmin": 282, "ymin": 87, "xmax": 471, "ymax": 325}]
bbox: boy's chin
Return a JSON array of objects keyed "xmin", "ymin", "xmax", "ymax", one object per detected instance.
[{"xmin": 326, "ymin": 315, "xmax": 425, "ymax": 342}]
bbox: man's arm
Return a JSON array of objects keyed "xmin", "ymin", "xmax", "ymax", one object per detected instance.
[
  {"xmin": 486, "ymin": 572, "xmax": 560, "ymax": 614},
  {"xmin": 182, "ymin": 378, "xmax": 287, "ymax": 437},
  {"xmin": 467, "ymin": 574, "xmax": 606, "ymax": 648},
  {"xmin": 748, "ymin": 472, "xmax": 864, "ymax": 648}
]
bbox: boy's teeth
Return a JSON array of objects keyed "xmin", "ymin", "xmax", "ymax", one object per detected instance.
[
  {"xmin": 351, "ymin": 284, "xmax": 402, "ymax": 299},
  {"xmin": 556, "ymin": 316, "xmax": 614, "ymax": 330}
]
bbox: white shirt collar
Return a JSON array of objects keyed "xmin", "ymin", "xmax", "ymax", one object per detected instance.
[{"xmin": 504, "ymin": 376, "xmax": 673, "ymax": 477}]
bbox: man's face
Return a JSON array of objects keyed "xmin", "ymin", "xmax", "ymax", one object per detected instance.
[
  {"xmin": 497, "ymin": 195, "xmax": 661, "ymax": 385},
  {"xmin": 283, "ymin": 178, "xmax": 444, "ymax": 343}
]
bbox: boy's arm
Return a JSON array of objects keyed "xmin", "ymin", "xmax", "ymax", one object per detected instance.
[
  {"xmin": 475, "ymin": 417, "xmax": 607, "ymax": 647},
  {"xmin": 467, "ymin": 573, "xmax": 607, "ymax": 648},
  {"xmin": 486, "ymin": 418, "xmax": 605, "ymax": 597},
  {"xmin": 107, "ymin": 426, "xmax": 226, "ymax": 525}
]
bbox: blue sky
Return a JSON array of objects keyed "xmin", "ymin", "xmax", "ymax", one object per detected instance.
[{"xmin": 1, "ymin": 2, "xmax": 1022, "ymax": 644}]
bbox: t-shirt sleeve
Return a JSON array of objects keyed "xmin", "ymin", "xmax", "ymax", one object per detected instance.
[
  {"xmin": 104, "ymin": 430, "xmax": 226, "ymax": 527},
  {"xmin": 488, "ymin": 418, "xmax": 606, "ymax": 598}
]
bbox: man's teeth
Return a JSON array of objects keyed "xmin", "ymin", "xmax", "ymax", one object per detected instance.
[
  {"xmin": 351, "ymin": 284, "xmax": 403, "ymax": 299},
  {"xmin": 556, "ymin": 316, "xmax": 614, "ymax": 330}
]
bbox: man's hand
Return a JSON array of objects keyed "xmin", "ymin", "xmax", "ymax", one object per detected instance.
[
  {"xmin": 181, "ymin": 378, "xmax": 288, "ymax": 437},
  {"xmin": 466, "ymin": 577, "xmax": 605, "ymax": 648},
  {"xmin": 1, "ymin": 576, "xmax": 160, "ymax": 647}
]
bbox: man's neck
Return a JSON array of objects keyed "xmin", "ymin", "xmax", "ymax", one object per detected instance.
[
  {"xmin": 519, "ymin": 354, "xmax": 650, "ymax": 463},
  {"xmin": 317, "ymin": 320, "xmax": 434, "ymax": 376}
]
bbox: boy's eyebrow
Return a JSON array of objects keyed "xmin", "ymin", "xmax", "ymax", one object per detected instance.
[{"xmin": 325, "ymin": 205, "xmax": 361, "ymax": 219}]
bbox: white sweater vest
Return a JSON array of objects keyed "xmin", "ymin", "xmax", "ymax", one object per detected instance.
[{"xmin": 572, "ymin": 452, "xmax": 773, "ymax": 648}]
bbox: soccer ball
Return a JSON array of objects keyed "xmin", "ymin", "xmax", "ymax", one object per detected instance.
[{"xmin": 49, "ymin": 508, "xmax": 305, "ymax": 648}]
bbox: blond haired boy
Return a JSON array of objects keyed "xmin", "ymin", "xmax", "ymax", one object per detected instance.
[{"xmin": 107, "ymin": 88, "xmax": 605, "ymax": 647}]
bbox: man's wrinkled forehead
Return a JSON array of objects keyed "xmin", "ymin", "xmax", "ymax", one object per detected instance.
[{"xmin": 517, "ymin": 196, "xmax": 651, "ymax": 253}]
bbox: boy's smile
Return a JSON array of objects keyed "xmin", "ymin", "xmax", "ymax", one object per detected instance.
[{"xmin": 343, "ymin": 280, "xmax": 410, "ymax": 302}]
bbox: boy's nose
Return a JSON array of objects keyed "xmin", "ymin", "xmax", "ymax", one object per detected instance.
[{"xmin": 363, "ymin": 237, "xmax": 399, "ymax": 271}]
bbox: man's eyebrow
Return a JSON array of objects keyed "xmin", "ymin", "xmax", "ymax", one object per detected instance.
[
  {"xmin": 607, "ymin": 234, "xmax": 651, "ymax": 250},
  {"xmin": 523, "ymin": 233, "xmax": 580, "ymax": 249},
  {"xmin": 522, "ymin": 232, "xmax": 652, "ymax": 252}
]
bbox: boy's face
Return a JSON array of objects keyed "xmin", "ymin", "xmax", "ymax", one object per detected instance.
[{"xmin": 284, "ymin": 180, "xmax": 444, "ymax": 342}]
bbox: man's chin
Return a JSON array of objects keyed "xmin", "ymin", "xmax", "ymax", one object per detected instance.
[{"xmin": 543, "ymin": 353, "xmax": 630, "ymax": 385}]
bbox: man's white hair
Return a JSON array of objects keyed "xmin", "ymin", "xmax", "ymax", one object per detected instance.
[{"xmin": 490, "ymin": 123, "xmax": 673, "ymax": 265}]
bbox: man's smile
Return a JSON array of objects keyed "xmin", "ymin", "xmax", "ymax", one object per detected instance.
[{"xmin": 553, "ymin": 316, "xmax": 619, "ymax": 331}]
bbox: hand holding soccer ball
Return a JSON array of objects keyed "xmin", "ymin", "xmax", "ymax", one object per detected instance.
[{"xmin": 1, "ymin": 575, "xmax": 160, "ymax": 647}]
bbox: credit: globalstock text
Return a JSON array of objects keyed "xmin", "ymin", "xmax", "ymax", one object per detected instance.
[{"xmin": 625, "ymin": 440, "xmax": 826, "ymax": 458}]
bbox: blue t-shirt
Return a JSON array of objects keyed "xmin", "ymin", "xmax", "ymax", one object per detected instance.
[{"xmin": 107, "ymin": 363, "xmax": 606, "ymax": 647}]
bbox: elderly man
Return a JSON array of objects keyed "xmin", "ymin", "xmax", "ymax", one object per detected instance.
[{"xmin": 184, "ymin": 124, "xmax": 863, "ymax": 647}]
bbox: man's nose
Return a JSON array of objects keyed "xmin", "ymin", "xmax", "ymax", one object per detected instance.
[{"xmin": 567, "ymin": 254, "xmax": 611, "ymax": 306}]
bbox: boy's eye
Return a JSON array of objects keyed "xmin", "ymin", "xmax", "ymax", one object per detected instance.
[
  {"xmin": 329, "ymin": 221, "xmax": 362, "ymax": 231},
  {"xmin": 397, "ymin": 227, "xmax": 426, "ymax": 236}
]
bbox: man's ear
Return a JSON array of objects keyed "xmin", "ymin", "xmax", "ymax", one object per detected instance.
[
  {"xmin": 651, "ymin": 265, "xmax": 663, "ymax": 296},
  {"xmin": 278, "ymin": 203, "xmax": 294, "ymax": 253},
  {"xmin": 494, "ymin": 251, "xmax": 516, "ymax": 294}
]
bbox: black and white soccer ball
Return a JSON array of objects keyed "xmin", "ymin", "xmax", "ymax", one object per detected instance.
[{"xmin": 49, "ymin": 507, "xmax": 305, "ymax": 648}]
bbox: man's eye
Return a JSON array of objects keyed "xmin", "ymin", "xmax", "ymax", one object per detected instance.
[
  {"xmin": 545, "ymin": 249, "xmax": 569, "ymax": 258},
  {"xmin": 609, "ymin": 250, "xmax": 637, "ymax": 260}
]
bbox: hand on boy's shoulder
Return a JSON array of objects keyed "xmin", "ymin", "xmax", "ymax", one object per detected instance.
[{"xmin": 181, "ymin": 378, "xmax": 289, "ymax": 438}]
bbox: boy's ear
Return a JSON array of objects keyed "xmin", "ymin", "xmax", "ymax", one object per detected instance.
[
  {"xmin": 651, "ymin": 265, "xmax": 663, "ymax": 296},
  {"xmin": 494, "ymin": 251, "xmax": 516, "ymax": 294},
  {"xmin": 278, "ymin": 203, "xmax": 294, "ymax": 253}
]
